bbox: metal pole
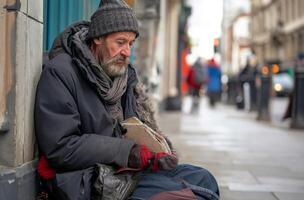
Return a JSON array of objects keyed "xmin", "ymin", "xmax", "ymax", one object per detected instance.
[
  {"xmin": 257, "ymin": 66, "xmax": 271, "ymax": 121},
  {"xmin": 291, "ymin": 67, "xmax": 304, "ymax": 129}
]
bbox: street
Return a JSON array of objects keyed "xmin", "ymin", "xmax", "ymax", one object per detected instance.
[{"xmin": 158, "ymin": 97, "xmax": 304, "ymax": 200}]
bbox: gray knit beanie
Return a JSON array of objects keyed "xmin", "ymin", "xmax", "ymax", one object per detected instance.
[{"xmin": 87, "ymin": 0, "xmax": 139, "ymax": 40}]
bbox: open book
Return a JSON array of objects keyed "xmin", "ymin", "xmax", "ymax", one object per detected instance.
[{"xmin": 121, "ymin": 117, "xmax": 171, "ymax": 154}]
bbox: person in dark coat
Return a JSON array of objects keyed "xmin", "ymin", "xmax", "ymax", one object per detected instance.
[{"xmin": 35, "ymin": 0, "xmax": 219, "ymax": 199}]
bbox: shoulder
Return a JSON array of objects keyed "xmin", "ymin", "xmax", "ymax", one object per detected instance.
[
  {"xmin": 39, "ymin": 53, "xmax": 79, "ymax": 89},
  {"xmin": 44, "ymin": 53, "xmax": 73, "ymax": 72},
  {"xmin": 42, "ymin": 53, "xmax": 78, "ymax": 79}
]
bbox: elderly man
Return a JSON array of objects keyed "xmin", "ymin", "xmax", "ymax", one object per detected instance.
[{"xmin": 35, "ymin": 0, "xmax": 219, "ymax": 199}]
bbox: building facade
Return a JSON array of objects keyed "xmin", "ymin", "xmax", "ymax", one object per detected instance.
[
  {"xmin": 135, "ymin": 0, "xmax": 186, "ymax": 111},
  {"xmin": 251, "ymin": 0, "xmax": 304, "ymax": 67},
  {"xmin": 221, "ymin": 0, "xmax": 251, "ymax": 75}
]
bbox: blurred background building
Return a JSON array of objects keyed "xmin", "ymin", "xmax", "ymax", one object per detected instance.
[
  {"xmin": 132, "ymin": 0, "xmax": 191, "ymax": 111},
  {"xmin": 221, "ymin": 0, "xmax": 251, "ymax": 75},
  {"xmin": 251, "ymin": 0, "xmax": 304, "ymax": 67}
]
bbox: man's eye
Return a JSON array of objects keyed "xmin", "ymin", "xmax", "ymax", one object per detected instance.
[{"xmin": 117, "ymin": 41, "xmax": 124, "ymax": 46}]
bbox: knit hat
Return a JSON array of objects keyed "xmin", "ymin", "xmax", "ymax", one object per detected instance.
[{"xmin": 87, "ymin": 0, "xmax": 139, "ymax": 40}]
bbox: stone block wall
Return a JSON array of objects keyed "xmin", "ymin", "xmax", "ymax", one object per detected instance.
[{"xmin": 0, "ymin": 0, "xmax": 43, "ymax": 199}]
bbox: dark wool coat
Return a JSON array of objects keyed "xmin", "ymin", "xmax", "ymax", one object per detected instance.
[
  {"xmin": 35, "ymin": 22, "xmax": 145, "ymax": 172},
  {"xmin": 35, "ymin": 52, "xmax": 140, "ymax": 171}
]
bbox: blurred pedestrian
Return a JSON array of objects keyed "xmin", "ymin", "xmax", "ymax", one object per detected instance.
[
  {"xmin": 238, "ymin": 55, "xmax": 258, "ymax": 111},
  {"xmin": 34, "ymin": 0, "xmax": 219, "ymax": 199},
  {"xmin": 187, "ymin": 57, "xmax": 207, "ymax": 112},
  {"xmin": 206, "ymin": 58, "xmax": 221, "ymax": 107}
]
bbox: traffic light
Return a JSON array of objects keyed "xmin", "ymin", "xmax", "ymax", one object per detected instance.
[
  {"xmin": 272, "ymin": 64, "xmax": 280, "ymax": 74},
  {"xmin": 213, "ymin": 38, "xmax": 220, "ymax": 53},
  {"xmin": 261, "ymin": 65, "xmax": 269, "ymax": 75}
]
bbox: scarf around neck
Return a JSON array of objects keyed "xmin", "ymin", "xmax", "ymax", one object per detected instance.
[{"xmin": 71, "ymin": 27, "xmax": 128, "ymax": 121}]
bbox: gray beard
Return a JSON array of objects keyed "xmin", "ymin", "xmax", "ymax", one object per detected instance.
[
  {"xmin": 101, "ymin": 63, "xmax": 127, "ymax": 78},
  {"xmin": 99, "ymin": 54, "xmax": 130, "ymax": 78}
]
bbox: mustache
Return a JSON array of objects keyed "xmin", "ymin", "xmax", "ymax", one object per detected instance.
[{"xmin": 104, "ymin": 55, "xmax": 130, "ymax": 66}]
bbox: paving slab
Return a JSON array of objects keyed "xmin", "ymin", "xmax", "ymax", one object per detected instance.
[
  {"xmin": 220, "ymin": 188, "xmax": 277, "ymax": 200},
  {"xmin": 158, "ymin": 97, "xmax": 304, "ymax": 199},
  {"xmin": 274, "ymin": 192, "xmax": 304, "ymax": 200}
]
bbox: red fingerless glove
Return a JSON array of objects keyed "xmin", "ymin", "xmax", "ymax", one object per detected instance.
[
  {"xmin": 139, "ymin": 145, "xmax": 154, "ymax": 168},
  {"xmin": 37, "ymin": 154, "xmax": 55, "ymax": 180},
  {"xmin": 128, "ymin": 145, "xmax": 154, "ymax": 169}
]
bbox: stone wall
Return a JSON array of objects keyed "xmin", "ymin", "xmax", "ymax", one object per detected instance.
[{"xmin": 0, "ymin": 0, "xmax": 43, "ymax": 199}]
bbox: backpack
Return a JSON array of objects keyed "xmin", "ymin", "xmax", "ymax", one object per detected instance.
[{"xmin": 193, "ymin": 62, "xmax": 207, "ymax": 85}]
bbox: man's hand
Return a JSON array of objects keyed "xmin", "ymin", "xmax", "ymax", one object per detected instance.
[
  {"xmin": 128, "ymin": 144, "xmax": 154, "ymax": 169},
  {"xmin": 152, "ymin": 152, "xmax": 178, "ymax": 171},
  {"xmin": 128, "ymin": 144, "xmax": 178, "ymax": 171}
]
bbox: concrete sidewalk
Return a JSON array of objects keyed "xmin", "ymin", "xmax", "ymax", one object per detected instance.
[{"xmin": 157, "ymin": 97, "xmax": 304, "ymax": 200}]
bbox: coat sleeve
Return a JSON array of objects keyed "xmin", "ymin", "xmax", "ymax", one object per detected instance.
[{"xmin": 34, "ymin": 65, "xmax": 135, "ymax": 171}]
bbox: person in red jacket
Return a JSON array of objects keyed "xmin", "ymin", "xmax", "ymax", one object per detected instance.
[{"xmin": 187, "ymin": 57, "xmax": 207, "ymax": 113}]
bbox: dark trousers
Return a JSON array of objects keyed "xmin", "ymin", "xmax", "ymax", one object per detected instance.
[{"xmin": 129, "ymin": 164, "xmax": 220, "ymax": 200}]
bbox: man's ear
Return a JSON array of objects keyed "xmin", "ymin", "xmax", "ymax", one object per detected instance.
[{"xmin": 93, "ymin": 37, "xmax": 103, "ymax": 45}]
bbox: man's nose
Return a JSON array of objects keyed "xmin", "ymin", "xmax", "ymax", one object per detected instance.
[{"xmin": 121, "ymin": 45, "xmax": 131, "ymax": 57}]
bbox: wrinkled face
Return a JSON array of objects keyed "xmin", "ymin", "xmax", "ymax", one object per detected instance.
[{"xmin": 92, "ymin": 31, "xmax": 136, "ymax": 78}]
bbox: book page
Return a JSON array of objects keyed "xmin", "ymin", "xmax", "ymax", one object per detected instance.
[{"xmin": 122, "ymin": 117, "xmax": 171, "ymax": 153}]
